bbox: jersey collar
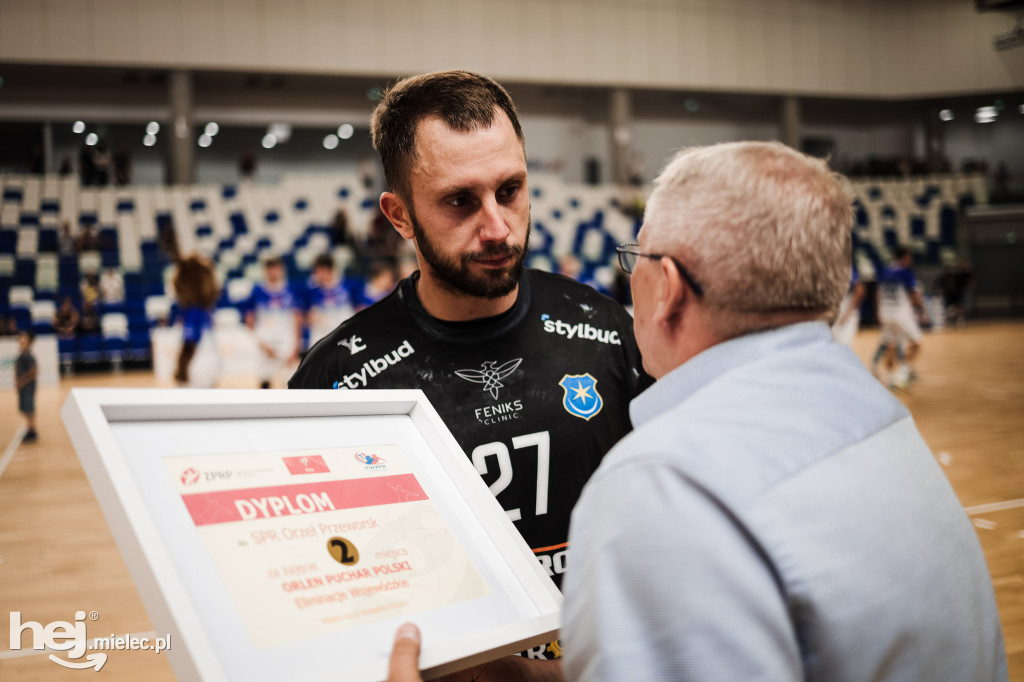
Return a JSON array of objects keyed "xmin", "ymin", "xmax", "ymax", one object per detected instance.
[{"xmin": 399, "ymin": 270, "xmax": 533, "ymax": 343}]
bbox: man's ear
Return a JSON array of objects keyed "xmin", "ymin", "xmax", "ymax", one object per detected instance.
[
  {"xmin": 379, "ymin": 192, "xmax": 415, "ymax": 241},
  {"xmin": 652, "ymin": 256, "xmax": 687, "ymax": 326}
]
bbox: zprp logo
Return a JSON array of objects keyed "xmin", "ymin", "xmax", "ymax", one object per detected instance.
[{"xmin": 180, "ymin": 467, "xmax": 200, "ymax": 486}]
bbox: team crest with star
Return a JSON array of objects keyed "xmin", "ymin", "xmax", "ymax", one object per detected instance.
[{"xmin": 558, "ymin": 373, "xmax": 604, "ymax": 421}]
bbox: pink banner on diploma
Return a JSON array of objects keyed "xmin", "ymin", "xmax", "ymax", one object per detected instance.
[{"xmin": 180, "ymin": 474, "xmax": 427, "ymax": 526}]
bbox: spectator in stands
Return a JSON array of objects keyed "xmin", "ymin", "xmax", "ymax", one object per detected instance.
[
  {"xmin": 78, "ymin": 301, "xmax": 100, "ymax": 336},
  {"xmin": 1, "ymin": 316, "xmax": 20, "ymax": 336},
  {"xmin": 330, "ymin": 208, "xmax": 364, "ymax": 265},
  {"xmin": 935, "ymin": 259, "xmax": 974, "ymax": 329},
  {"xmin": 239, "ymin": 154, "xmax": 257, "ymax": 182},
  {"xmin": 80, "ymin": 273, "xmax": 100, "ymax": 308},
  {"xmin": 245, "ymin": 256, "xmax": 301, "ymax": 389},
  {"xmin": 99, "ymin": 267, "xmax": 125, "ymax": 306},
  {"xmin": 113, "ymin": 145, "xmax": 132, "ymax": 186},
  {"xmin": 158, "ymin": 215, "xmax": 181, "ymax": 263},
  {"xmin": 15, "ymin": 330, "xmax": 38, "ymax": 444},
  {"xmin": 93, "ymin": 140, "xmax": 112, "ymax": 187},
  {"xmin": 58, "ymin": 156, "xmax": 74, "ymax": 176},
  {"xmin": 171, "ymin": 255, "xmax": 220, "ymax": 387},
  {"xmin": 79, "ymin": 143, "xmax": 97, "ymax": 186},
  {"xmin": 53, "ymin": 296, "xmax": 80, "ymax": 339},
  {"xmin": 75, "ymin": 222, "xmax": 100, "ymax": 252},
  {"xmin": 366, "ymin": 208, "xmax": 406, "ymax": 263},
  {"xmin": 59, "ymin": 221, "xmax": 76, "ymax": 255}
]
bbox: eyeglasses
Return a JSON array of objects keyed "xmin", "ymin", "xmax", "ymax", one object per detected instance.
[{"xmin": 615, "ymin": 243, "xmax": 705, "ymax": 297}]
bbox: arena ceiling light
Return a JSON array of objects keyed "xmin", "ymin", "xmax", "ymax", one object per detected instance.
[
  {"xmin": 143, "ymin": 133, "xmax": 157, "ymax": 147},
  {"xmin": 261, "ymin": 133, "xmax": 277, "ymax": 149},
  {"xmin": 146, "ymin": 121, "xmax": 160, "ymax": 135},
  {"xmin": 72, "ymin": 120, "xmax": 86, "ymax": 134},
  {"xmin": 939, "ymin": 109, "xmax": 955, "ymax": 121},
  {"xmin": 975, "ymin": 106, "xmax": 998, "ymax": 123},
  {"xmin": 337, "ymin": 123, "xmax": 354, "ymax": 140},
  {"xmin": 323, "ymin": 134, "xmax": 340, "ymax": 150},
  {"xmin": 198, "ymin": 133, "xmax": 213, "ymax": 148},
  {"xmin": 204, "ymin": 122, "xmax": 219, "ymax": 137},
  {"xmin": 85, "ymin": 132, "xmax": 98, "ymax": 146},
  {"xmin": 268, "ymin": 123, "xmax": 291, "ymax": 144}
]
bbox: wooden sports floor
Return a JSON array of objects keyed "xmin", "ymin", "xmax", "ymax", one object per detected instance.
[{"xmin": 1, "ymin": 321, "xmax": 1022, "ymax": 680}]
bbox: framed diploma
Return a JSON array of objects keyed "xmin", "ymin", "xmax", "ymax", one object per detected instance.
[{"xmin": 61, "ymin": 388, "xmax": 562, "ymax": 682}]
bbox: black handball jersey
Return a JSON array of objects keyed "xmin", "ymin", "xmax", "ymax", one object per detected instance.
[{"xmin": 289, "ymin": 269, "xmax": 652, "ymax": 590}]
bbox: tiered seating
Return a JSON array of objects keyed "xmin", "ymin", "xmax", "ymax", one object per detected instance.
[
  {"xmin": 1, "ymin": 170, "xmax": 984, "ymax": 371},
  {"xmin": 847, "ymin": 173, "xmax": 985, "ymax": 277}
]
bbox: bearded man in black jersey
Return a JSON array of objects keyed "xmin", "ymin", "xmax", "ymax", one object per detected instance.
[{"xmin": 290, "ymin": 72, "xmax": 651, "ymax": 661}]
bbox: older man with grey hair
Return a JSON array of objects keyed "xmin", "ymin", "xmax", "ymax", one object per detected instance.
[{"xmin": 386, "ymin": 141, "xmax": 1006, "ymax": 682}]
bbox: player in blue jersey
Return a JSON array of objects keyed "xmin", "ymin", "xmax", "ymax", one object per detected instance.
[
  {"xmin": 831, "ymin": 262, "xmax": 865, "ymax": 347},
  {"xmin": 873, "ymin": 247, "xmax": 927, "ymax": 389},
  {"xmin": 303, "ymin": 254, "xmax": 365, "ymax": 348},
  {"xmin": 245, "ymin": 256, "xmax": 302, "ymax": 388}
]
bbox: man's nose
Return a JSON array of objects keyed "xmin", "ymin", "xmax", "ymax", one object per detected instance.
[{"xmin": 478, "ymin": 198, "xmax": 511, "ymax": 243}]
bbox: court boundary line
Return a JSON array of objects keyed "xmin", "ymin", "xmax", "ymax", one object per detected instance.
[
  {"xmin": 0, "ymin": 631, "xmax": 157, "ymax": 659},
  {"xmin": 963, "ymin": 498, "xmax": 1024, "ymax": 516},
  {"xmin": 0, "ymin": 425, "xmax": 27, "ymax": 482}
]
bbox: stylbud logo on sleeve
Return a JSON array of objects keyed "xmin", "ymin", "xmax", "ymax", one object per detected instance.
[{"xmin": 8, "ymin": 610, "xmax": 172, "ymax": 672}]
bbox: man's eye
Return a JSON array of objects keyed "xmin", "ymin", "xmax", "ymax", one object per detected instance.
[
  {"xmin": 447, "ymin": 195, "xmax": 470, "ymax": 208},
  {"xmin": 499, "ymin": 185, "xmax": 520, "ymax": 200}
]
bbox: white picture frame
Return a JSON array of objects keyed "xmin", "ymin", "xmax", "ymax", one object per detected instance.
[{"xmin": 61, "ymin": 388, "xmax": 562, "ymax": 682}]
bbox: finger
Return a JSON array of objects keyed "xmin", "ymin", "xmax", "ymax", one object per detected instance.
[{"xmin": 387, "ymin": 623, "xmax": 422, "ymax": 682}]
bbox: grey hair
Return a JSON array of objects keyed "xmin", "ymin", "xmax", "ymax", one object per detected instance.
[{"xmin": 644, "ymin": 141, "xmax": 852, "ymax": 331}]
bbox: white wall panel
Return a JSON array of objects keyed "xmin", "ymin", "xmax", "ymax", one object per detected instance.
[
  {"xmin": 0, "ymin": 1, "xmax": 45, "ymax": 61},
  {"xmin": 0, "ymin": 0, "xmax": 1019, "ymax": 97},
  {"xmin": 138, "ymin": 0, "xmax": 181, "ymax": 66},
  {"xmin": 44, "ymin": 0, "xmax": 93, "ymax": 62}
]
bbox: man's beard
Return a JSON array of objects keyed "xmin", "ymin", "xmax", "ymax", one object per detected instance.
[{"xmin": 411, "ymin": 214, "xmax": 530, "ymax": 300}]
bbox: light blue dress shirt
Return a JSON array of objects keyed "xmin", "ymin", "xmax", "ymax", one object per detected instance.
[{"xmin": 563, "ymin": 322, "xmax": 1006, "ymax": 681}]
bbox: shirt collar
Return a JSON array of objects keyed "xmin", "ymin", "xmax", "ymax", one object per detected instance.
[{"xmin": 630, "ymin": 321, "xmax": 834, "ymax": 427}]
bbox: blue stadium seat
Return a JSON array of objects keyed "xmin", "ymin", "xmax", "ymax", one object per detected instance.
[
  {"xmin": 38, "ymin": 228, "xmax": 59, "ymax": 252},
  {"xmin": 230, "ymin": 212, "xmax": 248, "ymax": 235},
  {"xmin": 3, "ymin": 188, "xmax": 24, "ymax": 202},
  {"xmin": 338, "ymin": 187, "xmax": 350, "ymax": 198},
  {"xmin": 294, "ymin": 199, "xmax": 308, "ymax": 211},
  {"xmin": 76, "ymin": 335, "xmax": 104, "ymax": 364},
  {"xmin": 0, "ymin": 231, "xmax": 15, "ymax": 253},
  {"xmin": 222, "ymin": 185, "xmax": 237, "ymax": 199},
  {"xmin": 190, "ymin": 199, "xmax": 206, "ymax": 212},
  {"xmin": 117, "ymin": 199, "xmax": 135, "ymax": 213},
  {"xmin": 196, "ymin": 225, "xmax": 213, "ymax": 237},
  {"xmin": 15, "ymin": 260, "xmax": 36, "ymax": 286},
  {"xmin": 910, "ymin": 216, "xmax": 925, "ymax": 237},
  {"xmin": 19, "ymin": 213, "xmax": 39, "ymax": 227},
  {"xmin": 40, "ymin": 200, "xmax": 60, "ymax": 214},
  {"xmin": 940, "ymin": 206, "xmax": 957, "ymax": 245},
  {"xmin": 128, "ymin": 330, "xmax": 151, "ymax": 360}
]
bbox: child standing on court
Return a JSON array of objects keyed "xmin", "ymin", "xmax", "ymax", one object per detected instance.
[{"xmin": 15, "ymin": 330, "xmax": 38, "ymax": 443}]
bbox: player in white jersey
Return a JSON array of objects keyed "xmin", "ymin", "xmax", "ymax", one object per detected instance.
[
  {"xmin": 831, "ymin": 263, "xmax": 865, "ymax": 347},
  {"xmin": 245, "ymin": 256, "xmax": 302, "ymax": 388},
  {"xmin": 874, "ymin": 247, "xmax": 926, "ymax": 389}
]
